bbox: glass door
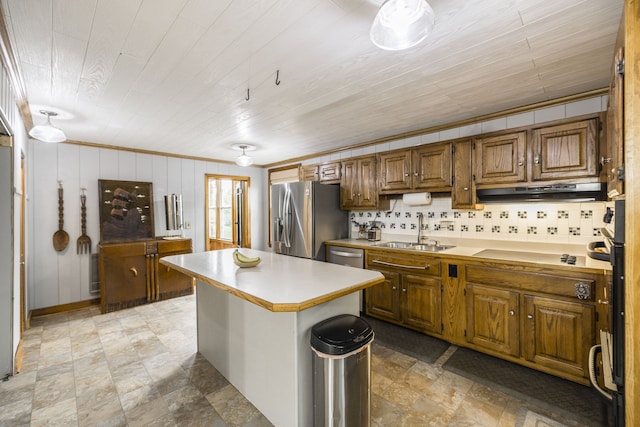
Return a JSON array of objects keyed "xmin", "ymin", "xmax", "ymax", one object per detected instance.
[{"xmin": 205, "ymin": 175, "xmax": 250, "ymax": 250}]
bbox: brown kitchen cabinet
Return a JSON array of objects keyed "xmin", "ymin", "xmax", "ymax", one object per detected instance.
[
  {"xmin": 451, "ymin": 138, "xmax": 477, "ymax": 209},
  {"xmin": 365, "ymin": 250, "xmax": 442, "ymax": 335},
  {"xmin": 378, "ymin": 142, "xmax": 452, "ymax": 194},
  {"xmin": 466, "ymin": 283, "xmax": 520, "ymax": 357},
  {"xmin": 474, "ymin": 131, "xmax": 527, "ymax": 185},
  {"xmin": 523, "ymin": 295, "xmax": 593, "ymax": 380},
  {"xmin": 464, "ymin": 263, "xmax": 598, "ymax": 384},
  {"xmin": 300, "ymin": 164, "xmax": 318, "ymax": 181},
  {"xmin": 341, "ymin": 155, "xmax": 387, "ymax": 210},
  {"xmin": 318, "ymin": 161, "xmax": 341, "ymax": 183},
  {"xmin": 605, "ymin": 47, "xmax": 625, "ymax": 197},
  {"xmin": 531, "ymin": 118, "xmax": 599, "ymax": 181},
  {"xmin": 99, "ymin": 238, "xmax": 193, "ymax": 313}
]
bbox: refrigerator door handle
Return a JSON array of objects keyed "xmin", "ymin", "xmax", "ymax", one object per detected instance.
[{"xmin": 283, "ymin": 187, "xmax": 292, "ymax": 248}]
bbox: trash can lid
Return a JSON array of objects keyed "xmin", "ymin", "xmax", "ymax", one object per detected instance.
[{"xmin": 310, "ymin": 314, "xmax": 374, "ymax": 356}]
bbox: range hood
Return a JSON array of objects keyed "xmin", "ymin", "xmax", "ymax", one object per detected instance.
[{"xmin": 476, "ymin": 182, "xmax": 606, "ymax": 203}]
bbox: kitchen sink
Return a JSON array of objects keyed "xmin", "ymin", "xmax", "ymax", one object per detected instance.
[
  {"xmin": 411, "ymin": 244, "xmax": 455, "ymax": 252},
  {"xmin": 373, "ymin": 241, "xmax": 414, "ymax": 249},
  {"xmin": 373, "ymin": 241, "xmax": 455, "ymax": 252}
]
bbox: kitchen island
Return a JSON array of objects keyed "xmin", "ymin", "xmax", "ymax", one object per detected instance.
[{"xmin": 160, "ymin": 248, "xmax": 384, "ymax": 427}]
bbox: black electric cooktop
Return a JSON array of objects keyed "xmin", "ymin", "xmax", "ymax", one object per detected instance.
[{"xmin": 472, "ymin": 249, "xmax": 586, "ymax": 267}]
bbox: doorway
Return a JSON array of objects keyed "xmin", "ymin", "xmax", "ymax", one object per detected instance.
[{"xmin": 205, "ymin": 175, "xmax": 251, "ymax": 250}]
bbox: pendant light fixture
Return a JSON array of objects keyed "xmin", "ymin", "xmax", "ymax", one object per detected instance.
[
  {"xmin": 370, "ymin": 0, "xmax": 435, "ymax": 51},
  {"xmin": 233, "ymin": 144, "xmax": 255, "ymax": 167},
  {"xmin": 29, "ymin": 110, "xmax": 67, "ymax": 143}
]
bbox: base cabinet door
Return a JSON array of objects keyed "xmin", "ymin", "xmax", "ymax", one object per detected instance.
[
  {"xmin": 403, "ymin": 274, "xmax": 442, "ymax": 334},
  {"xmin": 523, "ymin": 295, "xmax": 594, "ymax": 379},
  {"xmin": 365, "ymin": 270, "xmax": 401, "ymax": 322},
  {"xmin": 157, "ymin": 239, "xmax": 194, "ymax": 300},
  {"xmin": 99, "ymin": 242, "xmax": 148, "ymax": 313},
  {"xmin": 466, "ymin": 283, "xmax": 520, "ymax": 357}
]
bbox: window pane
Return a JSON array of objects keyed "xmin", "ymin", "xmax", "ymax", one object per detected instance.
[
  {"xmin": 221, "ymin": 180, "xmax": 232, "ymax": 208},
  {"xmin": 209, "ymin": 209, "xmax": 217, "ymax": 238},
  {"xmin": 220, "ymin": 207, "xmax": 232, "ymax": 240}
]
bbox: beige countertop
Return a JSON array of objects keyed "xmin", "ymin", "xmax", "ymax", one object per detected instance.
[
  {"xmin": 160, "ymin": 248, "xmax": 384, "ymax": 312},
  {"xmin": 326, "ymin": 235, "xmax": 611, "ymax": 273}
]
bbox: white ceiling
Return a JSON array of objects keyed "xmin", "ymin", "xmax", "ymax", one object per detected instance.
[{"xmin": 2, "ymin": 0, "xmax": 624, "ymax": 166}]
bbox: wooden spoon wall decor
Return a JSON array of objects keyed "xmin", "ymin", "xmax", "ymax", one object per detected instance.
[{"xmin": 52, "ymin": 182, "xmax": 70, "ymax": 251}]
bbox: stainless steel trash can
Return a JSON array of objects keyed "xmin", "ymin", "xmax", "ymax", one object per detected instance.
[{"xmin": 311, "ymin": 314, "xmax": 374, "ymax": 427}]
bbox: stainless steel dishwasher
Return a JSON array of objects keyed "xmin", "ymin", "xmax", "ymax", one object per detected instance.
[
  {"xmin": 327, "ymin": 245, "xmax": 364, "ymax": 268},
  {"xmin": 327, "ymin": 245, "xmax": 365, "ymax": 312}
]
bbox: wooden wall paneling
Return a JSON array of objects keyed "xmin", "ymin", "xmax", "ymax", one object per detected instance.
[
  {"xmin": 152, "ymin": 155, "xmax": 168, "ymax": 237},
  {"xmin": 135, "ymin": 153, "xmax": 153, "ymax": 182},
  {"xmin": 78, "ymin": 145, "xmax": 100, "ymax": 301},
  {"xmin": 99, "ymin": 148, "xmax": 119, "ymax": 179},
  {"xmin": 57, "ymin": 143, "xmax": 80, "ymax": 304},
  {"xmin": 193, "ymin": 160, "xmax": 208, "ymax": 252},
  {"xmin": 181, "ymin": 158, "xmax": 196, "ymax": 241},
  {"xmin": 32, "ymin": 142, "xmax": 59, "ymax": 309},
  {"xmin": 117, "ymin": 151, "xmax": 136, "ymax": 181}
]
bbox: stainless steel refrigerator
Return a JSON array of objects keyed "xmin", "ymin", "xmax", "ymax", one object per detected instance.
[{"xmin": 272, "ymin": 181, "xmax": 348, "ymax": 261}]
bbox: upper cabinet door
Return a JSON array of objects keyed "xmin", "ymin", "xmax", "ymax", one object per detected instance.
[
  {"xmin": 379, "ymin": 150, "xmax": 412, "ymax": 192},
  {"xmin": 413, "ymin": 142, "xmax": 452, "ymax": 190},
  {"xmin": 532, "ymin": 119, "xmax": 598, "ymax": 181},
  {"xmin": 319, "ymin": 161, "xmax": 341, "ymax": 183},
  {"xmin": 474, "ymin": 131, "xmax": 527, "ymax": 184},
  {"xmin": 606, "ymin": 47, "xmax": 625, "ymax": 197},
  {"xmin": 451, "ymin": 139, "xmax": 476, "ymax": 209},
  {"xmin": 358, "ymin": 156, "xmax": 378, "ymax": 208}
]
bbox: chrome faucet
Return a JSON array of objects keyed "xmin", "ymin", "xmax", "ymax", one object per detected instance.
[{"xmin": 417, "ymin": 212, "xmax": 424, "ymax": 243}]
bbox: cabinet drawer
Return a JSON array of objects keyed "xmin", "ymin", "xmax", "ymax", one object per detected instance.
[
  {"xmin": 366, "ymin": 251, "xmax": 441, "ymax": 277},
  {"xmin": 465, "ymin": 265, "xmax": 595, "ymax": 300},
  {"xmin": 157, "ymin": 238, "xmax": 192, "ymax": 254}
]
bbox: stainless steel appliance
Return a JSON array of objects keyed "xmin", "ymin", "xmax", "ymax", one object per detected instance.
[
  {"xmin": 589, "ymin": 198, "xmax": 625, "ymax": 426},
  {"xmin": 272, "ymin": 181, "xmax": 348, "ymax": 261}
]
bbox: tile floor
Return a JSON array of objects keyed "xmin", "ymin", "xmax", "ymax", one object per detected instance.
[{"xmin": 0, "ymin": 294, "xmax": 594, "ymax": 426}]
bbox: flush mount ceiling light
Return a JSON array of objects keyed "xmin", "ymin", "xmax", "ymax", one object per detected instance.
[
  {"xmin": 29, "ymin": 110, "xmax": 67, "ymax": 143},
  {"xmin": 370, "ymin": 0, "xmax": 435, "ymax": 51},
  {"xmin": 232, "ymin": 144, "xmax": 256, "ymax": 167}
]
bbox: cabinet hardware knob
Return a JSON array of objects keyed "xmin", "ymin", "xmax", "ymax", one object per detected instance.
[
  {"xmin": 392, "ymin": 286, "xmax": 397, "ymax": 290},
  {"xmin": 402, "ymin": 288, "xmax": 407, "ymax": 292},
  {"xmin": 129, "ymin": 267, "xmax": 138, "ymax": 277},
  {"xmin": 463, "ymin": 187, "xmax": 469, "ymax": 191},
  {"xmin": 575, "ymin": 282, "xmax": 591, "ymax": 300},
  {"xmin": 414, "ymin": 172, "xmax": 419, "ymax": 176},
  {"xmin": 601, "ymin": 156, "xmax": 612, "ymax": 164},
  {"xmin": 509, "ymin": 310, "xmax": 515, "ymax": 316},
  {"xmin": 527, "ymin": 314, "xmax": 533, "ymax": 319},
  {"xmin": 598, "ymin": 299, "xmax": 609, "ymax": 305},
  {"xmin": 405, "ymin": 173, "xmax": 410, "ymax": 177},
  {"xmin": 518, "ymin": 161, "xmax": 524, "ymax": 166},
  {"xmin": 534, "ymin": 157, "xmax": 540, "ymax": 165}
]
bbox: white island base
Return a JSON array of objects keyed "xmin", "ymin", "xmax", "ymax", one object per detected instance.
[{"xmin": 197, "ymin": 280, "xmax": 359, "ymax": 427}]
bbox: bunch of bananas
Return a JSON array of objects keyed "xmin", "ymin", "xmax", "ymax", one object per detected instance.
[{"xmin": 233, "ymin": 249, "xmax": 261, "ymax": 268}]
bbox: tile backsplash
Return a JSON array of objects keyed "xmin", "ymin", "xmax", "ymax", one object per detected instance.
[{"xmin": 350, "ymin": 196, "xmax": 607, "ymax": 245}]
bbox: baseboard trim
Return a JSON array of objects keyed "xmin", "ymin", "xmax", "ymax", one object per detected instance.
[
  {"xmin": 14, "ymin": 339, "xmax": 23, "ymax": 374},
  {"xmin": 30, "ymin": 298, "xmax": 100, "ymax": 318}
]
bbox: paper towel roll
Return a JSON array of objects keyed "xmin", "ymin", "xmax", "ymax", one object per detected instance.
[{"xmin": 402, "ymin": 192, "xmax": 432, "ymax": 206}]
